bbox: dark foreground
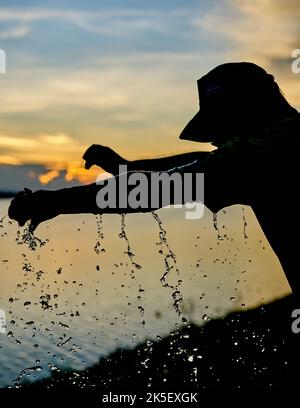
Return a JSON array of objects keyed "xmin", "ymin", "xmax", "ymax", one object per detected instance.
[{"xmin": 2, "ymin": 294, "xmax": 300, "ymax": 404}]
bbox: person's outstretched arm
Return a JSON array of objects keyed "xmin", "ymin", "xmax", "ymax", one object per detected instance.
[
  {"xmin": 82, "ymin": 144, "xmax": 208, "ymax": 174},
  {"xmin": 9, "ymin": 139, "xmax": 250, "ymax": 231},
  {"xmin": 8, "ymin": 154, "xmax": 207, "ymax": 231}
]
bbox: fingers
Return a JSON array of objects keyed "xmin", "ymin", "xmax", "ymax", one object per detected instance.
[
  {"xmin": 29, "ymin": 219, "xmax": 36, "ymax": 233},
  {"xmin": 82, "ymin": 145, "xmax": 97, "ymax": 169},
  {"xmin": 8, "ymin": 188, "xmax": 33, "ymax": 225},
  {"xmin": 8, "ymin": 188, "xmax": 50, "ymax": 232},
  {"xmin": 82, "ymin": 154, "xmax": 92, "ymax": 169},
  {"xmin": 82, "ymin": 144, "xmax": 118, "ymax": 171},
  {"xmin": 83, "ymin": 145, "xmax": 101, "ymax": 169},
  {"xmin": 29, "ymin": 218, "xmax": 41, "ymax": 233},
  {"xmin": 84, "ymin": 161, "xmax": 92, "ymax": 170},
  {"xmin": 82, "ymin": 144, "xmax": 100, "ymax": 159},
  {"xmin": 18, "ymin": 219, "xmax": 26, "ymax": 227}
]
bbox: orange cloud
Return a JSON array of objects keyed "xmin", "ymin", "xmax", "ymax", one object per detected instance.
[
  {"xmin": 65, "ymin": 162, "xmax": 105, "ymax": 184},
  {"xmin": 39, "ymin": 169, "xmax": 60, "ymax": 184}
]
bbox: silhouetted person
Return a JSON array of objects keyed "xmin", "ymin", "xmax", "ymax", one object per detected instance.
[{"xmin": 8, "ymin": 62, "xmax": 300, "ymax": 295}]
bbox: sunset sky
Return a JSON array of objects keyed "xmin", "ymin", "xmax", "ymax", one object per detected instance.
[{"xmin": 0, "ymin": 0, "xmax": 300, "ymax": 188}]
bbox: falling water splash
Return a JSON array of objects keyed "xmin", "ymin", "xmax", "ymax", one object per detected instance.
[
  {"xmin": 0, "ymin": 215, "xmax": 8, "ymax": 238},
  {"xmin": 212, "ymin": 212, "xmax": 223, "ymax": 240},
  {"xmin": 151, "ymin": 211, "xmax": 183, "ymax": 317},
  {"xmin": 13, "ymin": 366, "xmax": 43, "ymax": 388},
  {"xmin": 15, "ymin": 225, "xmax": 48, "ymax": 251},
  {"xmin": 94, "ymin": 214, "xmax": 105, "ymax": 254},
  {"xmin": 241, "ymin": 207, "xmax": 248, "ymax": 239},
  {"xmin": 119, "ymin": 214, "xmax": 145, "ymax": 325},
  {"xmin": 14, "ymin": 225, "xmax": 48, "ymax": 281}
]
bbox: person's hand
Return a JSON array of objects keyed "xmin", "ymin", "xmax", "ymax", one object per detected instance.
[
  {"xmin": 8, "ymin": 188, "xmax": 57, "ymax": 232},
  {"xmin": 82, "ymin": 144, "xmax": 127, "ymax": 174}
]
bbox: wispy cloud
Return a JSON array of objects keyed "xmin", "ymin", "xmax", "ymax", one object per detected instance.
[
  {"xmin": 0, "ymin": 135, "xmax": 36, "ymax": 148},
  {"xmin": 0, "ymin": 25, "xmax": 30, "ymax": 39},
  {"xmin": 193, "ymin": 0, "xmax": 300, "ymax": 67},
  {"xmin": 0, "ymin": 132, "xmax": 79, "ymax": 151},
  {"xmin": 0, "ymin": 7, "xmax": 191, "ymax": 38},
  {"xmin": 191, "ymin": 0, "xmax": 300, "ymax": 106},
  {"xmin": 0, "ymin": 53, "xmax": 197, "ymax": 115},
  {"xmin": 0, "ymin": 155, "xmax": 22, "ymax": 165},
  {"xmin": 0, "ymin": 8, "xmax": 191, "ymax": 22},
  {"xmin": 39, "ymin": 133, "xmax": 75, "ymax": 145}
]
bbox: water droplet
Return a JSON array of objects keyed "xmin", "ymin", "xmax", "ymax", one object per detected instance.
[
  {"xmin": 242, "ymin": 207, "xmax": 248, "ymax": 239},
  {"xmin": 152, "ymin": 211, "xmax": 183, "ymax": 316},
  {"xmin": 213, "ymin": 213, "xmax": 223, "ymax": 240}
]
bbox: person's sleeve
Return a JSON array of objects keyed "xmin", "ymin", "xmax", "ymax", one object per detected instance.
[{"xmin": 172, "ymin": 140, "xmax": 252, "ymax": 213}]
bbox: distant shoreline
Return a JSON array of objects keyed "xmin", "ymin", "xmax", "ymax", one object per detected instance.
[{"xmin": 0, "ymin": 192, "xmax": 17, "ymax": 199}]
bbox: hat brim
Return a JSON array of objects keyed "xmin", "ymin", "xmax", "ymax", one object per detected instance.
[{"xmin": 179, "ymin": 110, "xmax": 212, "ymax": 142}]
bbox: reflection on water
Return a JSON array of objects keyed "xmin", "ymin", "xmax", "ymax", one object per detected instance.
[{"xmin": 0, "ymin": 199, "xmax": 290, "ymax": 387}]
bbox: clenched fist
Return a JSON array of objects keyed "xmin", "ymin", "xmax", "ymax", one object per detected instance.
[{"xmin": 82, "ymin": 144, "xmax": 128, "ymax": 175}]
